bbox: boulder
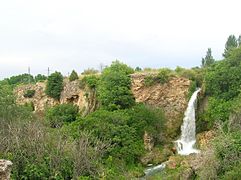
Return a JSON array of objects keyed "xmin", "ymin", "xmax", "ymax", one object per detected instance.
[{"xmin": 0, "ymin": 160, "xmax": 12, "ymax": 180}]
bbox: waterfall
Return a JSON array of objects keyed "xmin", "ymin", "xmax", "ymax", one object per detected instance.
[{"xmin": 175, "ymin": 88, "xmax": 201, "ymax": 155}]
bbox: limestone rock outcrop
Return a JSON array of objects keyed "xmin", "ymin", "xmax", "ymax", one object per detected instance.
[
  {"xmin": 0, "ymin": 160, "xmax": 12, "ymax": 180},
  {"xmin": 15, "ymin": 82, "xmax": 58, "ymax": 111},
  {"xmin": 15, "ymin": 73, "xmax": 190, "ymax": 122},
  {"xmin": 131, "ymin": 73, "xmax": 191, "ymax": 138},
  {"xmin": 15, "ymin": 80, "xmax": 98, "ymax": 116}
]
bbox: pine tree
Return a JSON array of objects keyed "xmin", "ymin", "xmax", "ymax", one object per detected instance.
[
  {"xmin": 69, "ymin": 70, "xmax": 79, "ymax": 81},
  {"xmin": 202, "ymin": 48, "xmax": 215, "ymax": 67},
  {"xmin": 223, "ymin": 35, "xmax": 238, "ymax": 58}
]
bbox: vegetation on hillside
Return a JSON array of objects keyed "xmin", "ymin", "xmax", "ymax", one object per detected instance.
[{"xmin": 0, "ymin": 34, "xmax": 241, "ymax": 179}]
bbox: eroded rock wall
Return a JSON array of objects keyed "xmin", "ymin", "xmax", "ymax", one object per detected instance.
[
  {"xmin": 15, "ymin": 73, "xmax": 190, "ymax": 124},
  {"xmin": 131, "ymin": 73, "xmax": 191, "ymax": 138},
  {"xmin": 15, "ymin": 80, "xmax": 98, "ymax": 116},
  {"xmin": 15, "ymin": 82, "xmax": 58, "ymax": 111}
]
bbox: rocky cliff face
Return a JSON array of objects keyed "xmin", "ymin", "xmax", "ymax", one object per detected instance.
[
  {"xmin": 15, "ymin": 80, "xmax": 98, "ymax": 115},
  {"xmin": 0, "ymin": 160, "xmax": 12, "ymax": 180},
  {"xmin": 15, "ymin": 73, "xmax": 190, "ymax": 124},
  {"xmin": 15, "ymin": 82, "xmax": 58, "ymax": 111},
  {"xmin": 131, "ymin": 73, "xmax": 191, "ymax": 138}
]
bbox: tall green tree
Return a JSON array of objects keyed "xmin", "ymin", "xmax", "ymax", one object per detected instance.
[
  {"xmin": 98, "ymin": 60, "xmax": 135, "ymax": 110},
  {"xmin": 45, "ymin": 72, "xmax": 64, "ymax": 100},
  {"xmin": 69, "ymin": 70, "xmax": 79, "ymax": 81},
  {"xmin": 223, "ymin": 35, "xmax": 238, "ymax": 58},
  {"xmin": 35, "ymin": 74, "xmax": 47, "ymax": 82},
  {"xmin": 202, "ymin": 48, "xmax": 215, "ymax": 67}
]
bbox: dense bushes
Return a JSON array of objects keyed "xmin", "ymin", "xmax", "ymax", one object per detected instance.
[
  {"xmin": 98, "ymin": 61, "xmax": 135, "ymax": 110},
  {"xmin": 45, "ymin": 72, "xmax": 64, "ymax": 100},
  {"xmin": 80, "ymin": 75, "xmax": 99, "ymax": 89},
  {"xmin": 0, "ymin": 119, "xmax": 109, "ymax": 179},
  {"xmin": 6, "ymin": 73, "xmax": 35, "ymax": 86},
  {"xmin": 35, "ymin": 74, "xmax": 47, "ymax": 82},
  {"xmin": 64, "ymin": 104, "xmax": 166, "ymax": 175},
  {"xmin": 200, "ymin": 47, "xmax": 241, "ymax": 129},
  {"xmin": 205, "ymin": 47, "xmax": 241, "ymax": 100},
  {"xmin": 69, "ymin": 70, "xmax": 79, "ymax": 81},
  {"xmin": 23, "ymin": 89, "xmax": 36, "ymax": 98},
  {"xmin": 45, "ymin": 103, "xmax": 79, "ymax": 128},
  {"xmin": 144, "ymin": 68, "xmax": 172, "ymax": 86}
]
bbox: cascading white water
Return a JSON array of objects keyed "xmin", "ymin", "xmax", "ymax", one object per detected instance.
[{"xmin": 175, "ymin": 88, "xmax": 201, "ymax": 155}]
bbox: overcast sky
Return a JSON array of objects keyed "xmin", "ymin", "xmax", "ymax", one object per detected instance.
[{"xmin": 0, "ymin": 0, "xmax": 241, "ymax": 79}]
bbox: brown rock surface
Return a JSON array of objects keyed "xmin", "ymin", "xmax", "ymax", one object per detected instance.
[
  {"xmin": 0, "ymin": 160, "xmax": 12, "ymax": 180},
  {"xmin": 15, "ymin": 73, "xmax": 190, "ymax": 120},
  {"xmin": 15, "ymin": 82, "xmax": 58, "ymax": 111},
  {"xmin": 15, "ymin": 79, "xmax": 98, "ymax": 116},
  {"xmin": 131, "ymin": 73, "xmax": 191, "ymax": 138}
]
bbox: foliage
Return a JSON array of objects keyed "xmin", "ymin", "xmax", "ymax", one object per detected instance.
[
  {"xmin": 223, "ymin": 35, "xmax": 239, "ymax": 58},
  {"xmin": 35, "ymin": 74, "xmax": 47, "ymax": 82},
  {"xmin": 81, "ymin": 75, "xmax": 99, "ymax": 89},
  {"xmin": 65, "ymin": 104, "xmax": 166, "ymax": 171},
  {"xmin": 23, "ymin": 89, "xmax": 36, "ymax": 98},
  {"xmin": 144, "ymin": 75, "xmax": 156, "ymax": 86},
  {"xmin": 0, "ymin": 119, "xmax": 109, "ymax": 179},
  {"xmin": 0, "ymin": 85, "xmax": 32, "ymax": 122},
  {"xmin": 203, "ymin": 97, "xmax": 232, "ymax": 128},
  {"xmin": 5, "ymin": 73, "xmax": 34, "ymax": 86},
  {"xmin": 45, "ymin": 103, "xmax": 79, "ymax": 128},
  {"xmin": 135, "ymin": 67, "xmax": 142, "ymax": 71},
  {"xmin": 187, "ymin": 81, "xmax": 197, "ymax": 99},
  {"xmin": 175, "ymin": 66, "xmax": 204, "ymax": 87},
  {"xmin": 45, "ymin": 71, "xmax": 64, "ymax": 100},
  {"xmin": 214, "ymin": 129, "xmax": 241, "ymax": 178},
  {"xmin": 69, "ymin": 70, "xmax": 79, "ymax": 81},
  {"xmin": 205, "ymin": 47, "xmax": 241, "ymax": 100},
  {"xmin": 201, "ymin": 48, "xmax": 215, "ymax": 67},
  {"xmin": 98, "ymin": 61, "xmax": 135, "ymax": 110},
  {"xmin": 125, "ymin": 104, "xmax": 165, "ymax": 142},
  {"xmin": 81, "ymin": 68, "xmax": 99, "ymax": 75},
  {"xmin": 156, "ymin": 68, "xmax": 172, "ymax": 84},
  {"xmin": 144, "ymin": 68, "xmax": 173, "ymax": 87}
]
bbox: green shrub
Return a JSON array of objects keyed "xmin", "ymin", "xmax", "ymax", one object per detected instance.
[
  {"xmin": 6, "ymin": 73, "xmax": 34, "ymax": 86},
  {"xmin": 0, "ymin": 119, "xmax": 108, "ymax": 179},
  {"xmin": 135, "ymin": 67, "xmax": 142, "ymax": 72},
  {"xmin": 35, "ymin": 74, "xmax": 47, "ymax": 82},
  {"xmin": 81, "ymin": 75, "xmax": 99, "ymax": 89},
  {"xmin": 98, "ymin": 60, "xmax": 135, "ymax": 110},
  {"xmin": 45, "ymin": 103, "xmax": 79, "ymax": 128},
  {"xmin": 69, "ymin": 70, "xmax": 79, "ymax": 81},
  {"xmin": 157, "ymin": 68, "xmax": 172, "ymax": 84},
  {"xmin": 187, "ymin": 81, "xmax": 197, "ymax": 99},
  {"xmin": 45, "ymin": 72, "xmax": 64, "ymax": 100},
  {"xmin": 23, "ymin": 89, "xmax": 36, "ymax": 98},
  {"xmin": 204, "ymin": 97, "xmax": 232, "ymax": 128},
  {"xmin": 214, "ymin": 130, "xmax": 241, "ymax": 177},
  {"xmin": 144, "ymin": 69, "xmax": 173, "ymax": 87},
  {"xmin": 205, "ymin": 47, "xmax": 241, "ymax": 100},
  {"xmin": 125, "ymin": 104, "xmax": 165, "ymax": 142},
  {"xmin": 65, "ymin": 104, "xmax": 166, "ymax": 168},
  {"xmin": 144, "ymin": 75, "xmax": 156, "ymax": 86},
  {"xmin": 0, "ymin": 85, "xmax": 32, "ymax": 122},
  {"xmin": 81, "ymin": 68, "xmax": 99, "ymax": 75}
]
